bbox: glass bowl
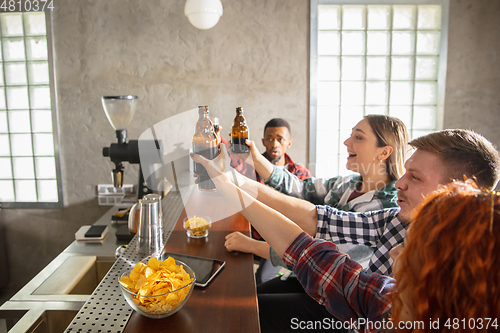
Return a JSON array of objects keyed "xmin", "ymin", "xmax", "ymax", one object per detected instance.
[
  {"xmin": 183, "ymin": 216, "xmax": 211, "ymax": 238},
  {"xmin": 118, "ymin": 258, "xmax": 196, "ymax": 319}
]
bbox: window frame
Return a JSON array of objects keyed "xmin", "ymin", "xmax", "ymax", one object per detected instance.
[
  {"xmin": 309, "ymin": 0, "xmax": 449, "ymax": 177},
  {"xmin": 0, "ymin": 7, "xmax": 63, "ymax": 208}
]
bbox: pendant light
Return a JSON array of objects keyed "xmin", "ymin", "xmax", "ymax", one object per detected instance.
[{"xmin": 184, "ymin": 0, "xmax": 223, "ymax": 30}]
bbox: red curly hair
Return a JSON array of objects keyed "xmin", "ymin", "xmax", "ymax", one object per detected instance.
[{"xmin": 391, "ymin": 180, "xmax": 500, "ymax": 332}]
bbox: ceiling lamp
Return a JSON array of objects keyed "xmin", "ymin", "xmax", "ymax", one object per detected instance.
[{"xmin": 184, "ymin": 0, "xmax": 223, "ymax": 30}]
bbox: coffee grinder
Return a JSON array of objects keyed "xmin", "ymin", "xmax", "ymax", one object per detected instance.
[{"xmin": 101, "ymin": 95, "xmax": 158, "ymax": 199}]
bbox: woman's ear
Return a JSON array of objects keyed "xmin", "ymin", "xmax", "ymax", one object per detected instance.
[{"xmin": 378, "ymin": 146, "xmax": 393, "ymax": 161}]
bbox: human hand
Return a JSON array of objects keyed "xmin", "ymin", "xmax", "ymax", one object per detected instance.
[
  {"xmin": 190, "ymin": 144, "xmax": 233, "ymax": 187},
  {"xmin": 224, "ymin": 231, "xmax": 257, "ymax": 253},
  {"xmin": 232, "ymin": 139, "xmax": 262, "ymax": 167},
  {"xmin": 191, "ymin": 142, "xmax": 259, "ymax": 212},
  {"xmin": 246, "ymin": 139, "xmax": 274, "ymax": 181},
  {"xmin": 215, "ymin": 124, "xmax": 223, "ymax": 145}
]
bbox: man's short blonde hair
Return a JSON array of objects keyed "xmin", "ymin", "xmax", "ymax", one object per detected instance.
[{"xmin": 409, "ymin": 129, "xmax": 500, "ymax": 189}]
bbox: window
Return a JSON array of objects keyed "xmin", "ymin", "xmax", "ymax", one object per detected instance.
[
  {"xmin": 310, "ymin": 0, "xmax": 449, "ymax": 178},
  {"xmin": 0, "ymin": 9, "xmax": 62, "ymax": 208}
]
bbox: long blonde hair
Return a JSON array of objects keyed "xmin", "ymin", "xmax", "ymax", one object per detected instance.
[{"xmin": 365, "ymin": 114, "xmax": 409, "ymax": 180}]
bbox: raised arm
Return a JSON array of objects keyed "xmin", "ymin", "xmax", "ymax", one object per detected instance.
[
  {"xmin": 264, "ymin": 168, "xmax": 341, "ymax": 205},
  {"xmin": 237, "ymin": 171, "xmax": 318, "ymax": 236},
  {"xmin": 243, "ymin": 139, "xmax": 274, "ymax": 181},
  {"xmin": 217, "ymin": 144, "xmax": 318, "ymax": 235},
  {"xmin": 242, "ymin": 139, "xmax": 334, "ymax": 204},
  {"xmin": 192, "ymin": 149, "xmax": 393, "ymax": 323},
  {"xmin": 190, "ymin": 145, "xmax": 304, "ymax": 257}
]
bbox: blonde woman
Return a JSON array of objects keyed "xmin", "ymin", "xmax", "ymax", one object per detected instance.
[{"xmin": 226, "ymin": 114, "xmax": 410, "ymax": 274}]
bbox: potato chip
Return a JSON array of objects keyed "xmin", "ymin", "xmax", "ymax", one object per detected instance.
[
  {"xmin": 148, "ymin": 257, "xmax": 161, "ymax": 271},
  {"xmin": 119, "ymin": 256, "xmax": 194, "ymax": 315}
]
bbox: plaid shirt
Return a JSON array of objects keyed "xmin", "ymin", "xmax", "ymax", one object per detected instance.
[
  {"xmin": 267, "ymin": 174, "xmax": 400, "ymax": 274},
  {"xmin": 283, "ymin": 232, "xmax": 393, "ymax": 333},
  {"xmin": 316, "ymin": 205, "xmax": 406, "ymax": 276}
]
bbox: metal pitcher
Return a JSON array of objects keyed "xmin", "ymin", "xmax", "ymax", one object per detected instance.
[{"xmin": 134, "ymin": 194, "xmax": 164, "ymax": 256}]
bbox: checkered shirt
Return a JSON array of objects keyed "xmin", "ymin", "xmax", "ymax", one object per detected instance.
[
  {"xmin": 266, "ymin": 173, "xmax": 400, "ymax": 275},
  {"xmin": 283, "ymin": 232, "xmax": 394, "ymax": 332},
  {"xmin": 316, "ymin": 205, "xmax": 406, "ymax": 276}
]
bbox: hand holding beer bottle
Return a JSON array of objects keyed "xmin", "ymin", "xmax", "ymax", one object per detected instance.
[
  {"xmin": 192, "ymin": 106, "xmax": 219, "ymax": 191},
  {"xmin": 231, "ymin": 107, "xmax": 249, "ymax": 153}
]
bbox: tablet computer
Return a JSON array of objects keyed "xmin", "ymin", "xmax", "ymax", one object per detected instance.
[{"xmin": 161, "ymin": 252, "xmax": 225, "ymax": 288}]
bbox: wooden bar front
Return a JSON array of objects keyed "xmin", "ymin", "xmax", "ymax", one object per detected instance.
[{"xmin": 123, "ymin": 188, "xmax": 260, "ymax": 332}]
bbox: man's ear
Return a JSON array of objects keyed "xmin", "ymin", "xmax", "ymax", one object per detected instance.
[
  {"xmin": 287, "ymin": 139, "xmax": 293, "ymax": 149},
  {"xmin": 261, "ymin": 138, "xmax": 266, "ymax": 147},
  {"xmin": 378, "ymin": 146, "xmax": 393, "ymax": 161}
]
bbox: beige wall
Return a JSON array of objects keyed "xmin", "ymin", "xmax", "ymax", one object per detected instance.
[
  {"xmin": 444, "ymin": 0, "xmax": 500, "ymax": 146},
  {"xmin": 1, "ymin": 0, "xmax": 499, "ymax": 294}
]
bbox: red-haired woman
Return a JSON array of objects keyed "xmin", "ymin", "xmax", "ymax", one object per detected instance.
[
  {"xmin": 291, "ymin": 180, "xmax": 499, "ymax": 331},
  {"xmin": 388, "ymin": 180, "xmax": 499, "ymax": 330}
]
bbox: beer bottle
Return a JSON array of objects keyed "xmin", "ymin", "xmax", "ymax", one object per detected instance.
[
  {"xmin": 192, "ymin": 106, "xmax": 219, "ymax": 191},
  {"xmin": 231, "ymin": 107, "xmax": 249, "ymax": 153}
]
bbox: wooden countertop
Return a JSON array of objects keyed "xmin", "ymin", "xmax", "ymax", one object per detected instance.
[{"xmin": 123, "ymin": 187, "xmax": 261, "ymax": 332}]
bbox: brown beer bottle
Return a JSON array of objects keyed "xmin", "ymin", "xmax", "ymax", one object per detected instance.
[
  {"xmin": 192, "ymin": 106, "xmax": 219, "ymax": 191},
  {"xmin": 231, "ymin": 107, "xmax": 249, "ymax": 153}
]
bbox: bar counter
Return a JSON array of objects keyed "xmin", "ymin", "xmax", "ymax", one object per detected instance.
[{"xmin": 123, "ymin": 187, "xmax": 261, "ymax": 332}]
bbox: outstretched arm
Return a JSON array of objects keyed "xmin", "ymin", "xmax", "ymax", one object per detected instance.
[
  {"xmin": 242, "ymin": 179, "xmax": 318, "ymax": 236},
  {"xmin": 238, "ymin": 139, "xmax": 312, "ymax": 200},
  {"xmin": 192, "ymin": 146, "xmax": 394, "ymax": 324},
  {"xmin": 243, "ymin": 139, "xmax": 274, "ymax": 181},
  {"xmin": 205, "ymin": 144, "xmax": 319, "ymax": 236},
  {"xmin": 191, "ymin": 145, "xmax": 305, "ymax": 257},
  {"xmin": 240, "ymin": 140, "xmax": 333, "ymax": 206}
]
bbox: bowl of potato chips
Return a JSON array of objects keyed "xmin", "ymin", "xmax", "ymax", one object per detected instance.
[
  {"xmin": 183, "ymin": 216, "xmax": 211, "ymax": 238},
  {"xmin": 118, "ymin": 256, "xmax": 196, "ymax": 318}
]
